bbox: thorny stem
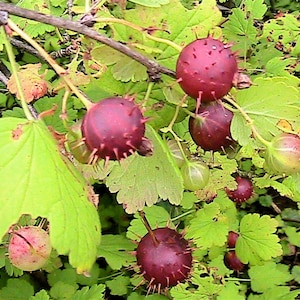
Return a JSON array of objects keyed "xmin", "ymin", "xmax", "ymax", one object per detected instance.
[
  {"xmin": 95, "ymin": 17, "xmax": 182, "ymax": 52},
  {"xmin": 138, "ymin": 211, "xmax": 159, "ymax": 246},
  {"xmin": 223, "ymin": 96, "xmax": 271, "ymax": 148},
  {"xmin": 7, "ymin": 18, "xmax": 93, "ymax": 110},
  {"xmin": 1, "ymin": 27, "xmax": 34, "ymax": 121},
  {"xmin": 0, "ymin": 3, "xmax": 176, "ymax": 79}
]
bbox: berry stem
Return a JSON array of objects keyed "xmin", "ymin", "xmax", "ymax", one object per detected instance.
[
  {"xmin": 224, "ymin": 96, "xmax": 271, "ymax": 148},
  {"xmin": 6, "ymin": 19, "xmax": 94, "ymax": 110},
  {"xmin": 1, "ymin": 26, "xmax": 34, "ymax": 121},
  {"xmin": 95, "ymin": 17, "xmax": 182, "ymax": 52},
  {"xmin": 138, "ymin": 211, "xmax": 159, "ymax": 246}
]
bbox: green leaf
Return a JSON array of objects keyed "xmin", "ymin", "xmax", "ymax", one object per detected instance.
[
  {"xmin": 195, "ymin": 153, "xmax": 238, "ymax": 202},
  {"xmin": 128, "ymin": 0, "xmax": 169, "ymax": 7},
  {"xmin": 113, "ymin": 0, "xmax": 222, "ymax": 70},
  {"xmin": 283, "ymin": 174, "xmax": 300, "ymax": 202},
  {"xmin": 189, "ymin": 264, "xmax": 223, "ymax": 297},
  {"xmin": 186, "ymin": 194, "xmax": 237, "ymax": 249},
  {"xmin": 236, "ymin": 214, "xmax": 282, "ymax": 264},
  {"xmin": 106, "ymin": 275, "xmax": 130, "ymax": 296},
  {"xmin": 47, "ymin": 267, "xmax": 77, "ymax": 287},
  {"xmin": 49, "ymin": 282, "xmax": 78, "ymax": 300},
  {"xmin": 222, "ymin": 8, "xmax": 257, "ymax": 55},
  {"xmin": 112, "ymin": 55, "xmax": 148, "ymax": 82},
  {"xmin": 216, "ymin": 281, "xmax": 245, "ymax": 300},
  {"xmin": 91, "ymin": 45, "xmax": 148, "ymax": 82},
  {"xmin": 249, "ymin": 262, "xmax": 293, "ymax": 292},
  {"xmin": 284, "ymin": 226, "xmax": 300, "ymax": 247},
  {"xmin": 262, "ymin": 14, "xmax": 300, "ymax": 56},
  {"xmin": 106, "ymin": 125, "xmax": 183, "ymax": 213},
  {"xmin": 253, "ymin": 177, "xmax": 293, "ymax": 198},
  {"xmin": 126, "ymin": 205, "xmax": 172, "ymax": 241},
  {"xmin": 128, "ymin": 292, "xmax": 168, "ymax": 300},
  {"xmin": 97, "ymin": 235, "xmax": 135, "ymax": 270},
  {"xmin": 34, "ymin": 92, "xmax": 77, "ymax": 133},
  {"xmin": 70, "ymin": 284, "xmax": 106, "ymax": 300},
  {"xmin": 248, "ymin": 286, "xmax": 300, "ymax": 300},
  {"xmin": 244, "ymin": 0, "xmax": 267, "ymax": 19},
  {"xmin": 232, "ymin": 77, "xmax": 300, "ymax": 146},
  {"xmin": 170, "ymin": 282, "xmax": 210, "ymax": 300},
  {"xmin": 292, "ymin": 265, "xmax": 300, "ymax": 283},
  {"xmin": 0, "ymin": 279, "xmax": 34, "ymax": 300},
  {"xmin": 29, "ymin": 290, "xmax": 50, "ymax": 300},
  {"xmin": 0, "ymin": 118, "xmax": 101, "ymax": 273}
]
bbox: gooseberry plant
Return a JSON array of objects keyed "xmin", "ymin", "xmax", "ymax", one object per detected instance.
[{"xmin": 0, "ymin": 0, "xmax": 299, "ymax": 299}]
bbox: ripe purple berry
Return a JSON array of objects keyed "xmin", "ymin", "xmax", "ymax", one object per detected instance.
[
  {"xmin": 189, "ymin": 101, "xmax": 233, "ymax": 151},
  {"xmin": 227, "ymin": 231, "xmax": 239, "ymax": 248},
  {"xmin": 176, "ymin": 37, "xmax": 238, "ymax": 102},
  {"xmin": 136, "ymin": 227, "xmax": 192, "ymax": 289},
  {"xmin": 224, "ymin": 251, "xmax": 245, "ymax": 271},
  {"xmin": 81, "ymin": 97, "xmax": 147, "ymax": 162},
  {"xmin": 225, "ymin": 176, "xmax": 253, "ymax": 203}
]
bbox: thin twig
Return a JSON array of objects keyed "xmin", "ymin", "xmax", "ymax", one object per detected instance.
[
  {"xmin": 0, "ymin": 3, "xmax": 176, "ymax": 79},
  {"xmin": 10, "ymin": 37, "xmax": 45, "ymax": 61},
  {"xmin": 0, "ymin": 70, "xmax": 8, "ymax": 85}
]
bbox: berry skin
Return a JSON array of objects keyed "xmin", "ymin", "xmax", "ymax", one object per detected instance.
[
  {"xmin": 176, "ymin": 37, "xmax": 238, "ymax": 102},
  {"xmin": 264, "ymin": 133, "xmax": 300, "ymax": 175},
  {"xmin": 189, "ymin": 101, "xmax": 233, "ymax": 151},
  {"xmin": 167, "ymin": 140, "xmax": 190, "ymax": 168},
  {"xmin": 81, "ymin": 97, "xmax": 147, "ymax": 162},
  {"xmin": 224, "ymin": 251, "xmax": 245, "ymax": 271},
  {"xmin": 181, "ymin": 160, "xmax": 210, "ymax": 191},
  {"xmin": 136, "ymin": 227, "xmax": 192, "ymax": 289},
  {"xmin": 8, "ymin": 226, "xmax": 51, "ymax": 272},
  {"xmin": 225, "ymin": 176, "xmax": 253, "ymax": 203},
  {"xmin": 227, "ymin": 231, "xmax": 239, "ymax": 248}
]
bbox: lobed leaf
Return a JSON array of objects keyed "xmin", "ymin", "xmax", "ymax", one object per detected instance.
[
  {"xmin": 216, "ymin": 281, "xmax": 245, "ymax": 300},
  {"xmin": 248, "ymin": 286, "xmax": 300, "ymax": 300},
  {"xmin": 253, "ymin": 177, "xmax": 293, "ymax": 198},
  {"xmin": 97, "ymin": 235, "xmax": 135, "ymax": 270},
  {"xmin": 0, "ymin": 118, "xmax": 101, "ymax": 273},
  {"xmin": 231, "ymin": 77, "xmax": 300, "ymax": 146},
  {"xmin": 236, "ymin": 213, "xmax": 282, "ymax": 264},
  {"xmin": 29, "ymin": 290, "xmax": 50, "ymax": 300},
  {"xmin": 128, "ymin": 0, "xmax": 169, "ymax": 7},
  {"xmin": 106, "ymin": 125, "xmax": 183, "ymax": 213},
  {"xmin": 70, "ymin": 284, "xmax": 105, "ymax": 300},
  {"xmin": 186, "ymin": 194, "xmax": 237, "ymax": 248},
  {"xmin": 126, "ymin": 205, "xmax": 172, "ymax": 241},
  {"xmin": 249, "ymin": 262, "xmax": 293, "ymax": 292},
  {"xmin": 0, "ymin": 279, "xmax": 34, "ymax": 300}
]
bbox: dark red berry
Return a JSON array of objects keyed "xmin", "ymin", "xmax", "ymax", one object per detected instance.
[
  {"xmin": 176, "ymin": 37, "xmax": 238, "ymax": 102},
  {"xmin": 224, "ymin": 251, "xmax": 244, "ymax": 271},
  {"xmin": 81, "ymin": 97, "xmax": 147, "ymax": 162},
  {"xmin": 264, "ymin": 133, "xmax": 300, "ymax": 175},
  {"xmin": 136, "ymin": 227, "xmax": 192, "ymax": 289},
  {"xmin": 225, "ymin": 176, "xmax": 253, "ymax": 203},
  {"xmin": 227, "ymin": 231, "xmax": 239, "ymax": 248},
  {"xmin": 189, "ymin": 101, "xmax": 233, "ymax": 151}
]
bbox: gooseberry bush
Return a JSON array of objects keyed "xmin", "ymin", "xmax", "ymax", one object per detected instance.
[{"xmin": 0, "ymin": 0, "xmax": 299, "ymax": 299}]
